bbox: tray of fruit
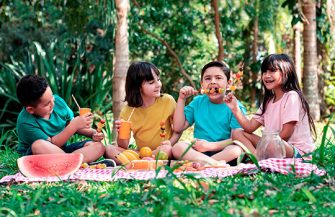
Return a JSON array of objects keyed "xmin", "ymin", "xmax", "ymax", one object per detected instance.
[{"xmin": 170, "ymin": 160, "xmax": 230, "ymax": 172}]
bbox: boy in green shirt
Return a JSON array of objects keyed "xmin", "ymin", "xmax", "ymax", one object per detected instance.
[{"xmin": 16, "ymin": 75, "xmax": 105, "ymax": 163}]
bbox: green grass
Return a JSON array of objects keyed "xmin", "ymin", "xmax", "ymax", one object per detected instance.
[{"xmin": 1, "ymin": 122, "xmax": 335, "ymax": 216}]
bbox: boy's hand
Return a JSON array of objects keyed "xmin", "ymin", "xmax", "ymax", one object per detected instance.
[
  {"xmin": 179, "ymin": 86, "xmax": 198, "ymax": 100},
  {"xmin": 71, "ymin": 113, "xmax": 93, "ymax": 130},
  {"xmin": 192, "ymin": 139, "xmax": 210, "ymax": 152},
  {"xmin": 92, "ymin": 131, "xmax": 104, "ymax": 142},
  {"xmin": 224, "ymin": 93, "xmax": 239, "ymax": 111}
]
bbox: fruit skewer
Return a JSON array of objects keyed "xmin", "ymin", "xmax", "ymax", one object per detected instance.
[
  {"xmin": 96, "ymin": 119, "xmax": 106, "ymax": 133},
  {"xmin": 199, "ymin": 87, "xmax": 225, "ymax": 94},
  {"xmin": 160, "ymin": 120, "xmax": 166, "ymax": 141},
  {"xmin": 227, "ymin": 65, "xmax": 244, "ymax": 92},
  {"xmin": 199, "ymin": 64, "xmax": 244, "ymax": 94}
]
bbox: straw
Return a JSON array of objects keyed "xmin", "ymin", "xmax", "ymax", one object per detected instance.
[
  {"xmin": 127, "ymin": 107, "xmax": 135, "ymax": 122},
  {"xmin": 71, "ymin": 94, "xmax": 81, "ymax": 110}
]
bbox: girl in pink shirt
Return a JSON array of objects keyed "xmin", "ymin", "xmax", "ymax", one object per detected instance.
[{"xmin": 225, "ymin": 54, "xmax": 316, "ymax": 159}]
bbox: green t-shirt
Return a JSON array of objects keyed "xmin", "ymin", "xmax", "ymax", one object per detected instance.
[{"xmin": 16, "ymin": 95, "xmax": 74, "ymax": 155}]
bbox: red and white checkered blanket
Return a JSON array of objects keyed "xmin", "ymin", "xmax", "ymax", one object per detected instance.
[{"xmin": 0, "ymin": 158, "xmax": 326, "ymax": 183}]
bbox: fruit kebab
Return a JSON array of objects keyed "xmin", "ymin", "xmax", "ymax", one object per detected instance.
[
  {"xmin": 199, "ymin": 87, "xmax": 225, "ymax": 94},
  {"xmin": 228, "ymin": 64, "xmax": 244, "ymax": 93},
  {"xmin": 96, "ymin": 119, "xmax": 106, "ymax": 133},
  {"xmin": 81, "ymin": 119, "xmax": 107, "ymax": 169},
  {"xmin": 160, "ymin": 120, "xmax": 166, "ymax": 141}
]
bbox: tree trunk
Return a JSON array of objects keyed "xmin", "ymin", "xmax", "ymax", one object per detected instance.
[
  {"xmin": 302, "ymin": 0, "xmax": 320, "ymax": 121},
  {"xmin": 113, "ymin": 0, "xmax": 129, "ymax": 121},
  {"xmin": 317, "ymin": 0, "xmax": 329, "ymax": 116},
  {"xmin": 327, "ymin": 0, "xmax": 335, "ymax": 33},
  {"xmin": 251, "ymin": 16, "xmax": 258, "ymax": 108},
  {"xmin": 211, "ymin": 0, "xmax": 224, "ymax": 61},
  {"xmin": 293, "ymin": 23, "xmax": 302, "ymax": 84}
]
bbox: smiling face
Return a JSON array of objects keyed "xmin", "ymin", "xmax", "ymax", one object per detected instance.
[
  {"xmin": 201, "ymin": 66, "xmax": 228, "ymax": 103},
  {"xmin": 26, "ymin": 87, "xmax": 55, "ymax": 119},
  {"xmin": 262, "ymin": 68, "xmax": 284, "ymax": 92},
  {"xmin": 140, "ymin": 70, "xmax": 162, "ymax": 99}
]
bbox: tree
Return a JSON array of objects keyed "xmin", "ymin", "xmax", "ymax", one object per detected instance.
[
  {"xmin": 212, "ymin": 0, "xmax": 224, "ymax": 61},
  {"xmin": 293, "ymin": 23, "xmax": 302, "ymax": 84},
  {"xmin": 113, "ymin": 0, "xmax": 130, "ymax": 123},
  {"xmin": 302, "ymin": 0, "xmax": 320, "ymax": 120}
]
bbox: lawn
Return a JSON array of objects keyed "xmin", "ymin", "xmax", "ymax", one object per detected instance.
[{"xmin": 0, "ymin": 123, "xmax": 335, "ymax": 216}]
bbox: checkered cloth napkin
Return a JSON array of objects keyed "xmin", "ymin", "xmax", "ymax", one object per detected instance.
[{"xmin": 0, "ymin": 158, "xmax": 326, "ymax": 183}]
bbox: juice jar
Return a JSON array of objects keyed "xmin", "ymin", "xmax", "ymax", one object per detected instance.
[{"xmin": 256, "ymin": 131, "xmax": 286, "ymax": 161}]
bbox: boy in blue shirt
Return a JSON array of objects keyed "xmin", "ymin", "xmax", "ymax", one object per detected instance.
[
  {"xmin": 172, "ymin": 61, "xmax": 246, "ymax": 165},
  {"xmin": 16, "ymin": 75, "xmax": 105, "ymax": 164}
]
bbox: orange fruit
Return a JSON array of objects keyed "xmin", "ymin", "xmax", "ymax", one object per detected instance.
[{"xmin": 139, "ymin": 147, "xmax": 153, "ymax": 158}]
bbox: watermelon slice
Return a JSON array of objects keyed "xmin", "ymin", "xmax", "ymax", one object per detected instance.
[{"xmin": 17, "ymin": 153, "xmax": 83, "ymax": 178}]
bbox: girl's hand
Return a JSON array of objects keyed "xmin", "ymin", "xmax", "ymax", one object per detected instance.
[
  {"xmin": 71, "ymin": 113, "xmax": 93, "ymax": 130},
  {"xmin": 92, "ymin": 131, "xmax": 104, "ymax": 142},
  {"xmin": 179, "ymin": 86, "xmax": 198, "ymax": 100},
  {"xmin": 192, "ymin": 139, "xmax": 210, "ymax": 152},
  {"xmin": 224, "ymin": 93, "xmax": 239, "ymax": 111},
  {"xmin": 160, "ymin": 140, "xmax": 172, "ymax": 146}
]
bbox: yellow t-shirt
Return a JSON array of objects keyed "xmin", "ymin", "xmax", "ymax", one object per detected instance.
[{"xmin": 120, "ymin": 94, "xmax": 176, "ymax": 150}]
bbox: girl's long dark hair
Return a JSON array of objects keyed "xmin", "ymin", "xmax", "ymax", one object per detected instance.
[
  {"xmin": 260, "ymin": 54, "xmax": 316, "ymax": 138},
  {"xmin": 125, "ymin": 61, "xmax": 160, "ymax": 107}
]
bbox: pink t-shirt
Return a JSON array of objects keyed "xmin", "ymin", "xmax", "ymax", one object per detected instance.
[{"xmin": 253, "ymin": 91, "xmax": 315, "ymax": 155}]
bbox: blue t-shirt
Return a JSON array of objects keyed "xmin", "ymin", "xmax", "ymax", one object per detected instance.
[
  {"xmin": 185, "ymin": 95, "xmax": 246, "ymax": 142},
  {"xmin": 16, "ymin": 95, "xmax": 74, "ymax": 155}
]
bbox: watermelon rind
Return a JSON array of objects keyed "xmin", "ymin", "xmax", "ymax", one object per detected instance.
[{"xmin": 17, "ymin": 153, "xmax": 83, "ymax": 178}]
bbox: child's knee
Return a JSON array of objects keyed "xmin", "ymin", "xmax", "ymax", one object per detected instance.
[
  {"xmin": 172, "ymin": 142, "xmax": 187, "ymax": 158},
  {"xmin": 105, "ymin": 145, "xmax": 119, "ymax": 158},
  {"xmin": 226, "ymin": 145, "xmax": 243, "ymax": 158},
  {"xmin": 87, "ymin": 141, "xmax": 105, "ymax": 155},
  {"xmin": 31, "ymin": 139, "xmax": 51, "ymax": 152}
]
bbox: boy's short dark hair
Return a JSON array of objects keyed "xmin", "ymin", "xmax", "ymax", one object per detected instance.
[
  {"xmin": 201, "ymin": 61, "xmax": 230, "ymax": 81},
  {"xmin": 16, "ymin": 75, "xmax": 49, "ymax": 106}
]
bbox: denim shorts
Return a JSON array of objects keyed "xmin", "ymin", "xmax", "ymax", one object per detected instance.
[{"xmin": 24, "ymin": 140, "xmax": 91, "ymax": 156}]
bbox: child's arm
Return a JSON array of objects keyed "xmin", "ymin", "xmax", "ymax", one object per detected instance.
[
  {"xmin": 76, "ymin": 128, "xmax": 104, "ymax": 142},
  {"xmin": 49, "ymin": 114, "xmax": 93, "ymax": 147},
  {"xmin": 173, "ymin": 86, "xmax": 197, "ymax": 132},
  {"xmin": 280, "ymin": 121, "xmax": 297, "ymax": 141},
  {"xmin": 224, "ymin": 93, "xmax": 261, "ymax": 133},
  {"xmin": 161, "ymin": 131, "xmax": 182, "ymax": 146}
]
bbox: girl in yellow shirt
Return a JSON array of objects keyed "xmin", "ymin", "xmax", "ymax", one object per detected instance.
[{"xmin": 105, "ymin": 62, "xmax": 181, "ymax": 163}]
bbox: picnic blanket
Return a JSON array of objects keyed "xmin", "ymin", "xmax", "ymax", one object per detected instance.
[{"xmin": 0, "ymin": 158, "xmax": 326, "ymax": 183}]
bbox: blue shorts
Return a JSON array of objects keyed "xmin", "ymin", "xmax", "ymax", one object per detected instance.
[
  {"xmin": 293, "ymin": 146, "xmax": 303, "ymax": 158},
  {"xmin": 23, "ymin": 140, "xmax": 91, "ymax": 156}
]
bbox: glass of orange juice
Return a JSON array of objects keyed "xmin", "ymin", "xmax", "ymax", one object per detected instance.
[
  {"xmin": 119, "ymin": 120, "xmax": 131, "ymax": 140},
  {"xmin": 79, "ymin": 108, "xmax": 91, "ymax": 116}
]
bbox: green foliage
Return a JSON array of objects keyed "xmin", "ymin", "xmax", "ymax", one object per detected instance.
[
  {"xmin": 129, "ymin": 0, "xmax": 216, "ymax": 96},
  {"xmin": 0, "ymin": 0, "xmax": 116, "ymax": 129}
]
